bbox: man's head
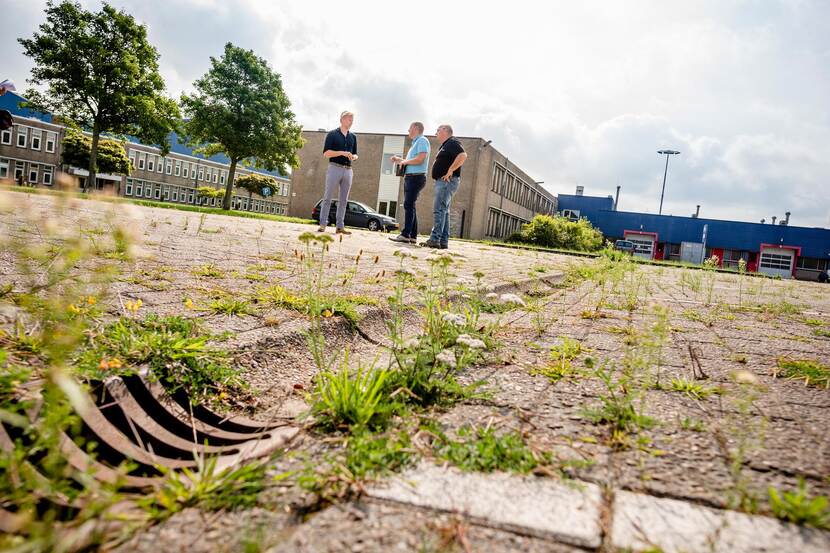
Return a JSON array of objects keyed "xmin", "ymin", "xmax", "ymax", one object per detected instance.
[
  {"xmin": 436, "ymin": 124, "xmax": 453, "ymax": 142},
  {"xmin": 340, "ymin": 111, "xmax": 354, "ymax": 130},
  {"xmin": 408, "ymin": 121, "xmax": 424, "ymax": 139}
]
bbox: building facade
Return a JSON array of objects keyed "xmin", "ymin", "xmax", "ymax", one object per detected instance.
[
  {"xmin": 558, "ymin": 190, "xmax": 830, "ymax": 280},
  {"xmin": 0, "ymin": 92, "xmax": 290, "ymax": 214},
  {"xmin": 289, "ymin": 130, "xmax": 556, "ymax": 240}
]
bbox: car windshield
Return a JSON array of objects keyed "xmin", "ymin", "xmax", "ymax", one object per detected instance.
[{"xmin": 351, "ymin": 201, "xmax": 375, "ymax": 213}]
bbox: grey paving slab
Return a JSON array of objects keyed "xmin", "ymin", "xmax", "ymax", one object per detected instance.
[
  {"xmin": 366, "ymin": 462, "xmax": 603, "ymax": 549},
  {"xmin": 612, "ymin": 489, "xmax": 830, "ymax": 553}
]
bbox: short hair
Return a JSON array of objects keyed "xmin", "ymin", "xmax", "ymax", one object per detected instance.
[
  {"xmin": 411, "ymin": 121, "xmax": 424, "ymax": 133},
  {"xmin": 340, "ymin": 110, "xmax": 354, "ymax": 120},
  {"xmin": 438, "ymin": 124, "xmax": 453, "ymax": 135}
]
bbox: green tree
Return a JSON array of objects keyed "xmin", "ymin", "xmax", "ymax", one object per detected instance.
[
  {"xmin": 196, "ymin": 186, "xmax": 224, "ymax": 207},
  {"xmin": 61, "ymin": 128, "xmax": 131, "ymax": 176},
  {"xmin": 235, "ymin": 173, "xmax": 278, "ymax": 210},
  {"xmin": 509, "ymin": 214, "xmax": 604, "ymax": 251},
  {"xmin": 181, "ymin": 43, "xmax": 304, "ymax": 210},
  {"xmin": 19, "ymin": 1, "xmax": 180, "ymax": 192}
]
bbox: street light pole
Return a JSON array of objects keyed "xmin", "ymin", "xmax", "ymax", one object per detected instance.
[{"xmin": 657, "ymin": 149, "xmax": 680, "ymax": 215}]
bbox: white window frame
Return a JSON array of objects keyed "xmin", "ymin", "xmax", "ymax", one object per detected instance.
[
  {"xmin": 220, "ymin": 172, "xmax": 225, "ymax": 185},
  {"xmin": 182, "ymin": 162, "xmax": 189, "ymax": 179},
  {"xmin": 42, "ymin": 166, "xmax": 53, "ymax": 185},
  {"xmin": 154, "ymin": 185, "xmax": 161, "ymax": 199},
  {"xmin": 135, "ymin": 182, "xmax": 143, "ymax": 197},
  {"xmin": 157, "ymin": 156, "xmax": 164, "ymax": 173},
  {"xmin": 28, "ymin": 163, "xmax": 39, "ymax": 184},
  {"xmin": 1, "ymin": 129, "xmax": 11, "ymax": 145},
  {"xmin": 125, "ymin": 179, "xmax": 133, "ymax": 196},
  {"xmin": 45, "ymin": 132, "xmax": 56, "ymax": 153},
  {"xmin": 129, "ymin": 152, "xmax": 137, "ymax": 170},
  {"xmin": 188, "ymin": 189, "xmax": 195, "ymax": 204},
  {"xmin": 205, "ymin": 168, "xmax": 211, "ymax": 182},
  {"xmin": 198, "ymin": 167, "xmax": 204, "ymax": 181},
  {"xmin": 174, "ymin": 160, "xmax": 181, "ymax": 177},
  {"xmin": 17, "ymin": 127, "xmax": 28, "ymax": 148},
  {"xmin": 0, "ymin": 158, "xmax": 9, "ymax": 179},
  {"xmin": 212, "ymin": 171, "xmax": 218, "ymax": 184},
  {"xmin": 15, "ymin": 161, "xmax": 25, "ymax": 179},
  {"xmin": 138, "ymin": 152, "xmax": 146, "ymax": 170},
  {"xmin": 147, "ymin": 156, "xmax": 155, "ymax": 172},
  {"xmin": 163, "ymin": 185, "xmax": 169, "ymax": 200},
  {"xmin": 30, "ymin": 129, "xmax": 42, "ymax": 151},
  {"xmin": 165, "ymin": 159, "xmax": 172, "ymax": 175},
  {"xmin": 172, "ymin": 188, "xmax": 178, "ymax": 202},
  {"xmin": 145, "ymin": 183, "xmax": 152, "ymax": 198}
]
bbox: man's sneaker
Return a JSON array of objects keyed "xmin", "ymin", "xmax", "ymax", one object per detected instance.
[
  {"xmin": 408, "ymin": 237, "xmax": 418, "ymax": 244},
  {"xmin": 336, "ymin": 228, "xmax": 352, "ymax": 235},
  {"xmin": 388, "ymin": 234, "xmax": 410, "ymax": 243},
  {"xmin": 438, "ymin": 244, "xmax": 448, "ymax": 250},
  {"xmin": 317, "ymin": 226, "xmax": 326, "ymax": 232},
  {"xmin": 419, "ymin": 239, "xmax": 441, "ymax": 248}
]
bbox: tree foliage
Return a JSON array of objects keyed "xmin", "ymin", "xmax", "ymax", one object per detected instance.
[
  {"xmin": 61, "ymin": 128, "xmax": 131, "ymax": 176},
  {"xmin": 508, "ymin": 214, "xmax": 604, "ymax": 252},
  {"xmin": 19, "ymin": 1, "xmax": 180, "ymax": 190},
  {"xmin": 235, "ymin": 173, "xmax": 279, "ymax": 201},
  {"xmin": 181, "ymin": 43, "xmax": 303, "ymax": 209},
  {"xmin": 196, "ymin": 186, "xmax": 224, "ymax": 206}
]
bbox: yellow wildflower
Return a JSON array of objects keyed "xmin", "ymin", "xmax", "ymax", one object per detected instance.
[{"xmin": 322, "ymin": 309, "xmax": 333, "ymax": 318}]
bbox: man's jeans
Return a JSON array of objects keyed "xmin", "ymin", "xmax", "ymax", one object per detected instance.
[
  {"xmin": 320, "ymin": 164, "xmax": 353, "ymax": 229},
  {"xmin": 402, "ymin": 174, "xmax": 426, "ymax": 238},
  {"xmin": 429, "ymin": 176, "xmax": 460, "ymax": 246}
]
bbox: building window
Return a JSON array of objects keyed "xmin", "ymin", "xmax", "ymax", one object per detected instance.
[
  {"xmin": 182, "ymin": 163, "xmax": 189, "ymax": 179},
  {"xmin": 212, "ymin": 171, "xmax": 218, "ymax": 183},
  {"xmin": 30, "ymin": 129, "xmax": 42, "ymax": 150},
  {"xmin": 165, "ymin": 159, "xmax": 172, "ymax": 175},
  {"xmin": 198, "ymin": 167, "xmax": 204, "ymax": 181},
  {"xmin": 125, "ymin": 179, "xmax": 133, "ymax": 196},
  {"xmin": 0, "ymin": 158, "xmax": 9, "ymax": 179},
  {"xmin": 129, "ymin": 151, "xmax": 136, "ymax": 169},
  {"xmin": 759, "ymin": 251, "xmax": 793, "ymax": 271},
  {"xmin": 174, "ymin": 160, "xmax": 181, "ymax": 176},
  {"xmin": 220, "ymin": 172, "xmax": 225, "ymax": 185},
  {"xmin": 163, "ymin": 185, "xmax": 169, "ymax": 200},
  {"xmin": 14, "ymin": 161, "xmax": 24, "ymax": 180},
  {"xmin": 154, "ymin": 185, "xmax": 161, "ymax": 199},
  {"xmin": 28, "ymin": 164, "xmax": 39, "ymax": 184},
  {"xmin": 135, "ymin": 182, "xmax": 143, "ymax": 197},
  {"xmin": 171, "ymin": 188, "xmax": 178, "ymax": 202},
  {"xmin": 42, "ymin": 166, "xmax": 53, "ymax": 185},
  {"xmin": 138, "ymin": 152, "xmax": 146, "ymax": 170},
  {"xmin": 797, "ymin": 257, "xmax": 826, "ymax": 271},
  {"xmin": 1, "ymin": 129, "xmax": 11, "ymax": 145},
  {"xmin": 157, "ymin": 156, "xmax": 164, "ymax": 173},
  {"xmin": 17, "ymin": 127, "xmax": 27, "ymax": 148},
  {"xmin": 561, "ymin": 209, "xmax": 580, "ymax": 221},
  {"xmin": 145, "ymin": 183, "xmax": 152, "ymax": 198},
  {"xmin": 188, "ymin": 189, "xmax": 195, "ymax": 204},
  {"xmin": 45, "ymin": 132, "xmax": 56, "ymax": 153},
  {"xmin": 147, "ymin": 156, "xmax": 155, "ymax": 172}
]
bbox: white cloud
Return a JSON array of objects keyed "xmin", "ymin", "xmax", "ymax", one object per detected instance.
[{"xmin": 5, "ymin": 0, "xmax": 830, "ymax": 227}]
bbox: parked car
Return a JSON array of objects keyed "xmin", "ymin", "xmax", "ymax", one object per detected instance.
[
  {"xmin": 312, "ymin": 199, "xmax": 399, "ymax": 232},
  {"xmin": 613, "ymin": 239, "xmax": 636, "ymax": 254}
]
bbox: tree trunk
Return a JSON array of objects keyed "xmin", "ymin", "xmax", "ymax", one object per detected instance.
[
  {"xmin": 248, "ymin": 189, "xmax": 253, "ymax": 211},
  {"xmin": 222, "ymin": 158, "xmax": 238, "ymax": 210},
  {"xmin": 87, "ymin": 120, "xmax": 100, "ymax": 194}
]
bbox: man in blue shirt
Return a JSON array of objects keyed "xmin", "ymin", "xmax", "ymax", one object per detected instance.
[
  {"xmin": 389, "ymin": 122, "xmax": 430, "ymax": 243},
  {"xmin": 319, "ymin": 111, "xmax": 359, "ymax": 234}
]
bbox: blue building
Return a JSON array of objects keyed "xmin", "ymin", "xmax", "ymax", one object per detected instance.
[{"xmin": 557, "ymin": 191, "xmax": 830, "ymax": 280}]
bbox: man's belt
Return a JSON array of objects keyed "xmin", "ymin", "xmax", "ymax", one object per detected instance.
[
  {"xmin": 405, "ymin": 172, "xmax": 426, "ymax": 177},
  {"xmin": 329, "ymin": 161, "xmax": 352, "ymax": 169}
]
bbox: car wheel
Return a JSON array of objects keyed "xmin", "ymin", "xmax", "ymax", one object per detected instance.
[{"xmin": 367, "ymin": 219, "xmax": 380, "ymax": 231}]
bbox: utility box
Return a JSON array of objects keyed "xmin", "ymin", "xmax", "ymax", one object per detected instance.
[{"xmin": 680, "ymin": 242, "xmax": 705, "ymax": 265}]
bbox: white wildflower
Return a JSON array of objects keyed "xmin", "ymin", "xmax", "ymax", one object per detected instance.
[
  {"xmin": 500, "ymin": 293, "xmax": 526, "ymax": 307},
  {"xmin": 456, "ymin": 277, "xmax": 474, "ymax": 287},
  {"xmin": 441, "ymin": 312, "xmax": 466, "ymax": 326},
  {"xmin": 402, "ymin": 337, "xmax": 420, "ymax": 349},
  {"xmin": 485, "ymin": 292, "xmax": 499, "ymax": 301},
  {"xmin": 456, "ymin": 333, "xmax": 487, "ymax": 350},
  {"xmin": 732, "ymin": 370, "xmax": 759, "ymax": 386},
  {"xmin": 436, "ymin": 349, "xmax": 457, "ymax": 368},
  {"xmin": 395, "ymin": 267, "xmax": 417, "ymax": 278},
  {"xmin": 393, "ymin": 248, "xmax": 415, "ymax": 258}
]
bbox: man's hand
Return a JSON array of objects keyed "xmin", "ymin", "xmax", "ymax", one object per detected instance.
[
  {"xmin": 442, "ymin": 172, "xmax": 452, "ymax": 181},
  {"xmin": 390, "ymin": 155, "xmax": 402, "ymax": 163}
]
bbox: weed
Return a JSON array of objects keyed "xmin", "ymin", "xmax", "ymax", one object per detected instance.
[
  {"xmin": 813, "ymin": 328, "xmax": 830, "ymax": 339},
  {"xmin": 139, "ymin": 454, "xmax": 268, "ymax": 521},
  {"xmin": 429, "ymin": 424, "xmax": 554, "ymax": 474},
  {"xmin": 679, "ymin": 417, "xmax": 706, "ymax": 432},
  {"xmin": 774, "ymin": 358, "xmax": 829, "ymax": 388},
  {"xmin": 308, "ymin": 353, "xmax": 393, "ymax": 431},
  {"xmin": 803, "ymin": 318, "xmax": 825, "ymax": 327},
  {"xmin": 532, "ymin": 337, "xmax": 584, "ymax": 383},
  {"xmin": 76, "ymin": 314, "xmax": 244, "ymax": 403},
  {"xmin": 768, "ymin": 479, "xmax": 830, "ymax": 530},
  {"xmin": 670, "ymin": 378, "xmax": 721, "ymax": 400},
  {"xmin": 729, "ymin": 353, "xmax": 749, "ymax": 364},
  {"xmin": 582, "ymin": 362, "xmax": 655, "ymax": 448},
  {"xmin": 193, "ymin": 264, "xmax": 224, "ymax": 278},
  {"xmin": 208, "ymin": 296, "xmax": 254, "ymax": 316}
]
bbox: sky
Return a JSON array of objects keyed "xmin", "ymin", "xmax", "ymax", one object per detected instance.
[{"xmin": 4, "ymin": 0, "xmax": 830, "ymax": 228}]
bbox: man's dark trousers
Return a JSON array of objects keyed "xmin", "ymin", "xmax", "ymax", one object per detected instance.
[{"xmin": 402, "ymin": 174, "xmax": 426, "ymax": 239}]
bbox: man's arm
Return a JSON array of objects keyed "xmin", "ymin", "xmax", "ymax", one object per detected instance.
[
  {"xmin": 442, "ymin": 152, "xmax": 468, "ymax": 180},
  {"xmin": 400, "ymin": 152, "xmax": 427, "ymax": 166},
  {"xmin": 324, "ymin": 149, "xmax": 354, "ymax": 159}
]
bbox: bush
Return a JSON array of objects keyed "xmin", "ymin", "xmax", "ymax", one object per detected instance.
[{"xmin": 508, "ymin": 214, "xmax": 604, "ymax": 251}]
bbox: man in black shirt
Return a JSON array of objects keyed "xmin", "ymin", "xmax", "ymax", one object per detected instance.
[
  {"xmin": 422, "ymin": 124, "xmax": 467, "ymax": 249},
  {"xmin": 319, "ymin": 111, "xmax": 359, "ymax": 234}
]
